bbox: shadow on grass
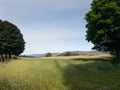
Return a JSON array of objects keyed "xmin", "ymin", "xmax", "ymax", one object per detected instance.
[
  {"xmin": 63, "ymin": 58, "xmax": 120, "ymax": 90},
  {"xmin": 70, "ymin": 56, "xmax": 112, "ymax": 62}
]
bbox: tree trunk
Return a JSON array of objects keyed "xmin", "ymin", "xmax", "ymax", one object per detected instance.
[
  {"xmin": 0, "ymin": 55, "xmax": 1, "ymax": 62},
  {"xmin": 117, "ymin": 53, "xmax": 120, "ymax": 60},
  {"xmin": 9, "ymin": 53, "xmax": 11, "ymax": 59},
  {"xmin": 116, "ymin": 51, "xmax": 120, "ymax": 61},
  {"xmin": 1, "ymin": 54, "xmax": 4, "ymax": 62},
  {"xmin": 5, "ymin": 54, "xmax": 7, "ymax": 62}
]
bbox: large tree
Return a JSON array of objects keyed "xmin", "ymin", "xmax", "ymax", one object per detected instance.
[
  {"xmin": 85, "ymin": 0, "xmax": 120, "ymax": 60},
  {"xmin": 0, "ymin": 20, "xmax": 25, "ymax": 62}
]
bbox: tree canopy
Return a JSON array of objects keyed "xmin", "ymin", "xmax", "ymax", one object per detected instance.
[
  {"xmin": 85, "ymin": 0, "xmax": 120, "ymax": 60},
  {"xmin": 46, "ymin": 53, "xmax": 52, "ymax": 57},
  {"xmin": 0, "ymin": 20, "xmax": 25, "ymax": 62}
]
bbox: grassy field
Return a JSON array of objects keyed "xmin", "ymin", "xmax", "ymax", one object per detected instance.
[{"xmin": 0, "ymin": 54, "xmax": 120, "ymax": 90}]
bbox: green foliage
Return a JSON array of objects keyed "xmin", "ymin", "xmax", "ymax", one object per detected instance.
[
  {"xmin": 0, "ymin": 20, "xmax": 25, "ymax": 61},
  {"xmin": 59, "ymin": 52, "xmax": 72, "ymax": 56},
  {"xmin": 85, "ymin": 0, "xmax": 120, "ymax": 60},
  {"xmin": 46, "ymin": 53, "xmax": 52, "ymax": 57},
  {"xmin": 64, "ymin": 52, "xmax": 72, "ymax": 56}
]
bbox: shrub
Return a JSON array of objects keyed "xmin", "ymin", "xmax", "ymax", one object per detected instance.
[{"xmin": 45, "ymin": 53, "xmax": 52, "ymax": 57}]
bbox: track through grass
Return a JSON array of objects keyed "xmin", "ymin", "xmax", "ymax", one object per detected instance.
[{"xmin": 0, "ymin": 55, "xmax": 120, "ymax": 90}]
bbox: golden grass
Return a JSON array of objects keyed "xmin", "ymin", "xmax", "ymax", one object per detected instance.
[
  {"xmin": 42, "ymin": 53, "xmax": 112, "ymax": 59},
  {"xmin": 0, "ymin": 54, "xmax": 119, "ymax": 90}
]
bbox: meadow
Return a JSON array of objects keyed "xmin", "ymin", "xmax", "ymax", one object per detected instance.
[{"xmin": 0, "ymin": 54, "xmax": 120, "ymax": 90}]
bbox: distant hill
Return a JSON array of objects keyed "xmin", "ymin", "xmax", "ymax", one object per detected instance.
[
  {"xmin": 22, "ymin": 51, "xmax": 105, "ymax": 57},
  {"xmin": 70, "ymin": 51, "xmax": 101, "ymax": 55},
  {"xmin": 21, "ymin": 54, "xmax": 45, "ymax": 57},
  {"xmin": 58, "ymin": 51, "xmax": 103, "ymax": 56}
]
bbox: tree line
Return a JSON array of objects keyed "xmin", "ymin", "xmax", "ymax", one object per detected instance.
[{"xmin": 0, "ymin": 20, "xmax": 25, "ymax": 62}]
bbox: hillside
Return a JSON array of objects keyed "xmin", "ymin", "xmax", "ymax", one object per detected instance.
[{"xmin": 24, "ymin": 51, "xmax": 105, "ymax": 57}]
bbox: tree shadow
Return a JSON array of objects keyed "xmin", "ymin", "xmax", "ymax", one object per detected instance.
[
  {"xmin": 70, "ymin": 56, "xmax": 112, "ymax": 62},
  {"xmin": 63, "ymin": 58, "xmax": 120, "ymax": 90}
]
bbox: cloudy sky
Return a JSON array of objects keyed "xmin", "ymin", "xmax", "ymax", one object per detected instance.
[{"xmin": 0, "ymin": 0, "xmax": 93, "ymax": 54}]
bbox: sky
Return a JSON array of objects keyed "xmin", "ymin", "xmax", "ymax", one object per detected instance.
[{"xmin": 0, "ymin": 0, "xmax": 93, "ymax": 54}]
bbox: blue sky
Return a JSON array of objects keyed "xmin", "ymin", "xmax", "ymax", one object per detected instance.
[{"xmin": 0, "ymin": 0, "xmax": 93, "ymax": 54}]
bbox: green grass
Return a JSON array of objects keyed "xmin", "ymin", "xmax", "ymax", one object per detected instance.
[{"xmin": 0, "ymin": 56, "xmax": 120, "ymax": 90}]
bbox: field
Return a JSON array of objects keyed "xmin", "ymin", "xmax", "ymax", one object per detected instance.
[{"xmin": 0, "ymin": 54, "xmax": 120, "ymax": 90}]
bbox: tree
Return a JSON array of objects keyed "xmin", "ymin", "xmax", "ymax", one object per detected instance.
[
  {"xmin": 59, "ymin": 52, "xmax": 72, "ymax": 56},
  {"xmin": 46, "ymin": 53, "xmax": 52, "ymax": 57},
  {"xmin": 0, "ymin": 20, "xmax": 25, "ymax": 62},
  {"xmin": 64, "ymin": 52, "xmax": 72, "ymax": 56},
  {"xmin": 85, "ymin": 0, "xmax": 120, "ymax": 61}
]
